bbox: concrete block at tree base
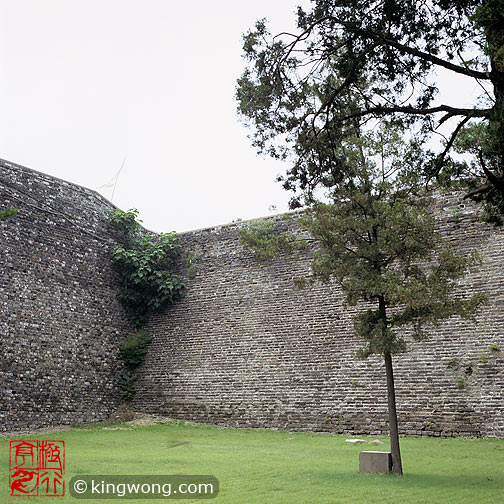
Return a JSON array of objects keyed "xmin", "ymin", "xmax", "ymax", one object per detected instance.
[{"xmin": 359, "ymin": 451, "xmax": 392, "ymax": 473}]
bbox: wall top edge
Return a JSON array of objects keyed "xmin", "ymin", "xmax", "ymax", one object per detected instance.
[
  {"xmin": 0, "ymin": 157, "xmax": 483, "ymax": 238},
  {"xmin": 0, "ymin": 157, "xmax": 119, "ymax": 211}
]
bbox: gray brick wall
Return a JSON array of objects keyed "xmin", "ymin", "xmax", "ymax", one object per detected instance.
[
  {"xmin": 134, "ymin": 194, "xmax": 504, "ymax": 438},
  {"xmin": 1, "ymin": 159, "xmax": 503, "ymax": 437}
]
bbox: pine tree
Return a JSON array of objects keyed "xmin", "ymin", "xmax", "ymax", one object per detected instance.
[{"xmin": 240, "ymin": 127, "xmax": 487, "ymax": 475}]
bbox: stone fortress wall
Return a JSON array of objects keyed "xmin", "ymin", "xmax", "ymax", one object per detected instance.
[
  {"xmin": 0, "ymin": 159, "xmax": 129, "ymax": 431},
  {"xmin": 1, "ymin": 159, "xmax": 503, "ymax": 436}
]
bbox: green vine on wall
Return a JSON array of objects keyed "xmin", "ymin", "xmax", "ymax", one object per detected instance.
[
  {"xmin": 106, "ymin": 208, "xmax": 185, "ymax": 328},
  {"xmin": 106, "ymin": 208, "xmax": 186, "ymax": 401}
]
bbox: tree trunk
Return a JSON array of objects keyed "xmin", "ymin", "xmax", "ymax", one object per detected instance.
[
  {"xmin": 384, "ymin": 351, "xmax": 403, "ymax": 475},
  {"xmin": 486, "ymin": 6, "xmax": 504, "ymax": 188},
  {"xmin": 378, "ymin": 294, "xmax": 403, "ymax": 475}
]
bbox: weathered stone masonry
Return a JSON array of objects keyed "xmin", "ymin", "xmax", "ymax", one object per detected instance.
[
  {"xmin": 134, "ymin": 194, "xmax": 504, "ymax": 438},
  {"xmin": 1, "ymin": 159, "xmax": 503, "ymax": 436},
  {"xmin": 1, "ymin": 159, "xmax": 130, "ymax": 431}
]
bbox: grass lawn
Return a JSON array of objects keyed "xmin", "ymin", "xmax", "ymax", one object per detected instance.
[{"xmin": 1, "ymin": 420, "xmax": 502, "ymax": 503}]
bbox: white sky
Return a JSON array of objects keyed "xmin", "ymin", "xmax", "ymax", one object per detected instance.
[
  {"xmin": 0, "ymin": 1, "xmax": 488, "ymax": 233},
  {"xmin": 0, "ymin": 0, "xmax": 312, "ymax": 233}
]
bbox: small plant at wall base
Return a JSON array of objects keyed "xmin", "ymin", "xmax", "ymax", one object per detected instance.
[
  {"xmin": 119, "ymin": 370, "xmax": 138, "ymax": 401},
  {"xmin": 118, "ymin": 329, "xmax": 152, "ymax": 401},
  {"xmin": 106, "ymin": 208, "xmax": 185, "ymax": 328}
]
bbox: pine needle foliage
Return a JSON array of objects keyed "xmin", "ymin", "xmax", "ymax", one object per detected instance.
[{"xmin": 240, "ymin": 125, "xmax": 488, "ymax": 474}]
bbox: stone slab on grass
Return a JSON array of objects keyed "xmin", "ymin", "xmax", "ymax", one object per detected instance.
[{"xmin": 359, "ymin": 451, "xmax": 392, "ymax": 473}]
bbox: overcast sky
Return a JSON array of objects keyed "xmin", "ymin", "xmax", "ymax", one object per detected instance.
[
  {"xmin": 0, "ymin": 0, "xmax": 313, "ymax": 233},
  {"xmin": 0, "ymin": 1, "xmax": 486, "ymax": 233}
]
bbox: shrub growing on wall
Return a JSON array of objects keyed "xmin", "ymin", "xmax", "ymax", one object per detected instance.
[
  {"xmin": 120, "ymin": 328, "xmax": 152, "ymax": 367},
  {"xmin": 106, "ymin": 208, "xmax": 185, "ymax": 328},
  {"xmin": 106, "ymin": 208, "xmax": 185, "ymax": 400},
  {"xmin": 0, "ymin": 207, "xmax": 18, "ymax": 220},
  {"xmin": 118, "ymin": 329, "xmax": 152, "ymax": 400}
]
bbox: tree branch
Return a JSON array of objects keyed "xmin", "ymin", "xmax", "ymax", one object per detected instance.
[
  {"xmin": 310, "ymin": 41, "xmax": 381, "ymax": 131},
  {"xmin": 429, "ymin": 116, "xmax": 471, "ymax": 178},
  {"xmin": 336, "ymin": 104, "xmax": 491, "ymax": 122},
  {"xmin": 368, "ymin": 32, "xmax": 491, "ymax": 81},
  {"xmin": 285, "ymin": 15, "xmax": 491, "ymax": 80},
  {"xmin": 463, "ymin": 184, "xmax": 492, "ymax": 199},
  {"xmin": 321, "ymin": 17, "xmax": 492, "ymax": 81},
  {"xmin": 478, "ymin": 151, "xmax": 504, "ymax": 192}
]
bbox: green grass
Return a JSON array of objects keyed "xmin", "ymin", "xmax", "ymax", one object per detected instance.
[{"xmin": 1, "ymin": 421, "xmax": 503, "ymax": 503}]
